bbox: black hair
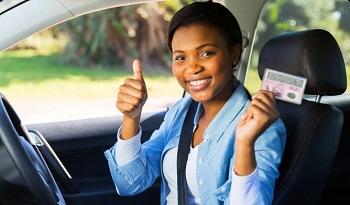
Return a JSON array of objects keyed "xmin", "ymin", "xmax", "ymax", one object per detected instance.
[{"xmin": 166, "ymin": 1, "xmax": 242, "ymax": 54}]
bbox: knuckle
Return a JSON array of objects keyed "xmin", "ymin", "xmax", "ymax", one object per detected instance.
[{"xmin": 119, "ymin": 84, "xmax": 127, "ymax": 93}]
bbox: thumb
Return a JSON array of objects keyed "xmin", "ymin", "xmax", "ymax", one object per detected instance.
[{"xmin": 133, "ymin": 60, "xmax": 144, "ymax": 82}]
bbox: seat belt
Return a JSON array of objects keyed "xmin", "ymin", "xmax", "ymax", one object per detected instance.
[{"xmin": 177, "ymin": 100, "xmax": 198, "ymax": 205}]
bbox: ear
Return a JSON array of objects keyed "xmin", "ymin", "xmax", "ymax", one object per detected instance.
[{"xmin": 231, "ymin": 44, "xmax": 242, "ymax": 67}]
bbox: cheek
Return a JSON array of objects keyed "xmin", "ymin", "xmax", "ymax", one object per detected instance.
[
  {"xmin": 171, "ymin": 64, "xmax": 180, "ymax": 78},
  {"xmin": 172, "ymin": 65, "xmax": 190, "ymax": 91},
  {"xmin": 172, "ymin": 64, "xmax": 185, "ymax": 84},
  {"xmin": 217, "ymin": 56, "xmax": 234, "ymax": 75},
  {"xmin": 207, "ymin": 60, "xmax": 228, "ymax": 75}
]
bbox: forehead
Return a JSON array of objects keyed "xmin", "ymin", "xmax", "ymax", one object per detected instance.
[{"xmin": 171, "ymin": 24, "xmax": 226, "ymax": 51}]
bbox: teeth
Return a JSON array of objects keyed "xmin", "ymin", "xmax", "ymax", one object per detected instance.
[{"xmin": 189, "ymin": 78, "xmax": 208, "ymax": 86}]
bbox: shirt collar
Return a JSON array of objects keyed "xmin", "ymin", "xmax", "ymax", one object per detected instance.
[{"xmin": 194, "ymin": 80, "xmax": 249, "ymax": 142}]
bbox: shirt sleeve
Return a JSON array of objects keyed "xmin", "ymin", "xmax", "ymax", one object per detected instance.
[
  {"xmin": 115, "ymin": 126, "xmax": 142, "ymax": 166},
  {"xmin": 230, "ymin": 167, "xmax": 260, "ymax": 205}
]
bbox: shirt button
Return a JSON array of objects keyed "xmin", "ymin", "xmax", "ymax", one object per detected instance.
[
  {"xmin": 204, "ymin": 135, "xmax": 209, "ymax": 140},
  {"xmin": 221, "ymin": 187, "xmax": 226, "ymax": 192},
  {"xmin": 199, "ymin": 180, "xmax": 204, "ymax": 185},
  {"xmin": 198, "ymin": 158, "xmax": 203, "ymax": 163}
]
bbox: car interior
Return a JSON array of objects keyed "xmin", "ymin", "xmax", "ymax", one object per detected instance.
[
  {"xmin": 257, "ymin": 28, "xmax": 346, "ymax": 204},
  {"xmin": 0, "ymin": 0, "xmax": 350, "ymax": 205}
]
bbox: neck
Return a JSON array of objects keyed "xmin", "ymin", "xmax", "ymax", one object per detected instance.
[{"xmin": 201, "ymin": 82, "xmax": 235, "ymax": 119}]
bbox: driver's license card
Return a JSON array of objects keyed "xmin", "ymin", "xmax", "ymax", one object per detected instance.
[{"xmin": 261, "ymin": 68, "xmax": 307, "ymax": 105}]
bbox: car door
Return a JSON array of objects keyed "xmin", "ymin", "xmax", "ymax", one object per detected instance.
[{"xmin": 26, "ymin": 111, "xmax": 165, "ymax": 205}]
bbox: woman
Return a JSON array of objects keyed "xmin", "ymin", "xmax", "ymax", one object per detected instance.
[{"xmin": 105, "ymin": 1, "xmax": 286, "ymax": 204}]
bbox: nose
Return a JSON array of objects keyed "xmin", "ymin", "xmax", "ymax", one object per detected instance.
[{"xmin": 187, "ymin": 57, "xmax": 203, "ymax": 75}]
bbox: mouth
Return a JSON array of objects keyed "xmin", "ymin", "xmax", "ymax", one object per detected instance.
[
  {"xmin": 186, "ymin": 77, "xmax": 212, "ymax": 91},
  {"xmin": 188, "ymin": 78, "xmax": 210, "ymax": 86}
]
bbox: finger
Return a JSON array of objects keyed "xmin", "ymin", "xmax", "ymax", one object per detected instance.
[
  {"xmin": 118, "ymin": 91, "xmax": 141, "ymax": 106},
  {"xmin": 253, "ymin": 90, "xmax": 275, "ymax": 101},
  {"xmin": 250, "ymin": 97, "xmax": 273, "ymax": 114},
  {"xmin": 116, "ymin": 100, "xmax": 137, "ymax": 113},
  {"xmin": 248, "ymin": 100, "xmax": 280, "ymax": 122},
  {"xmin": 252, "ymin": 90, "xmax": 276, "ymax": 107},
  {"xmin": 133, "ymin": 60, "xmax": 144, "ymax": 83},
  {"xmin": 240, "ymin": 108, "xmax": 254, "ymax": 123},
  {"xmin": 246, "ymin": 91, "xmax": 279, "ymax": 119},
  {"xmin": 116, "ymin": 92, "xmax": 141, "ymax": 113},
  {"xmin": 119, "ymin": 83, "xmax": 143, "ymax": 102},
  {"xmin": 122, "ymin": 77, "xmax": 145, "ymax": 92},
  {"xmin": 132, "ymin": 60, "xmax": 147, "ymax": 100}
]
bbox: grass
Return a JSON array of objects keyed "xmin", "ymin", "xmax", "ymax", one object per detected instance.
[
  {"xmin": 0, "ymin": 50, "xmax": 184, "ymax": 123},
  {"xmin": 0, "ymin": 50, "xmax": 183, "ymax": 101}
]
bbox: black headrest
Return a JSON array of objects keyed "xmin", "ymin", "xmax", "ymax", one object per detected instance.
[{"xmin": 258, "ymin": 29, "xmax": 347, "ymax": 96}]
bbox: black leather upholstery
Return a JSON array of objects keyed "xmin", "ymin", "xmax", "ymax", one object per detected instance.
[
  {"xmin": 257, "ymin": 29, "xmax": 347, "ymax": 204},
  {"xmin": 258, "ymin": 29, "xmax": 346, "ymax": 96}
]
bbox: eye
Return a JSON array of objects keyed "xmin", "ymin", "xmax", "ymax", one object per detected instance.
[
  {"xmin": 200, "ymin": 51, "xmax": 215, "ymax": 58},
  {"xmin": 174, "ymin": 55, "xmax": 186, "ymax": 61}
]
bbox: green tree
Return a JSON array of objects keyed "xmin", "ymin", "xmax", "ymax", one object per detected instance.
[
  {"xmin": 254, "ymin": 0, "xmax": 310, "ymax": 52},
  {"xmin": 252, "ymin": 0, "xmax": 350, "ymax": 67},
  {"xmin": 336, "ymin": 1, "xmax": 350, "ymax": 32},
  {"xmin": 61, "ymin": 1, "xmax": 193, "ymax": 71}
]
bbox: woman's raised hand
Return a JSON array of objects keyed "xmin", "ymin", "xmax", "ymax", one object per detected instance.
[
  {"xmin": 116, "ymin": 60, "xmax": 148, "ymax": 120},
  {"xmin": 235, "ymin": 90, "xmax": 279, "ymax": 147}
]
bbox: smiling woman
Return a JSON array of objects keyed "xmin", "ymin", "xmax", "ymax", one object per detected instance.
[{"xmin": 105, "ymin": 2, "xmax": 286, "ymax": 205}]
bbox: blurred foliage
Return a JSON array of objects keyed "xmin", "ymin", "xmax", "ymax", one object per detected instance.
[
  {"xmin": 59, "ymin": 0, "xmax": 193, "ymax": 71},
  {"xmin": 336, "ymin": 2, "xmax": 350, "ymax": 32},
  {"xmin": 9, "ymin": 27, "xmax": 68, "ymax": 55},
  {"xmin": 251, "ymin": 0, "xmax": 350, "ymax": 70}
]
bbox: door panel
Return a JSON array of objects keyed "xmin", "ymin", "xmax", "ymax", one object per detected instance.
[{"xmin": 27, "ymin": 111, "xmax": 166, "ymax": 205}]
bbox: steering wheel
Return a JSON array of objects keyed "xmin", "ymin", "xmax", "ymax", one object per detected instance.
[{"xmin": 0, "ymin": 93, "xmax": 66, "ymax": 205}]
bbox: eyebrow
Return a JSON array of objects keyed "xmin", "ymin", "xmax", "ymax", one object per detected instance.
[{"xmin": 173, "ymin": 43, "xmax": 218, "ymax": 54}]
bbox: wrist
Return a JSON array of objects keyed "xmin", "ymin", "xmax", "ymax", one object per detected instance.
[
  {"xmin": 120, "ymin": 115, "xmax": 140, "ymax": 140},
  {"xmin": 234, "ymin": 143, "xmax": 256, "ymax": 176},
  {"xmin": 234, "ymin": 138, "xmax": 255, "ymax": 150}
]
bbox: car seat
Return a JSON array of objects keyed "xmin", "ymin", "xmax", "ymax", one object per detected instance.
[{"xmin": 257, "ymin": 29, "xmax": 347, "ymax": 204}]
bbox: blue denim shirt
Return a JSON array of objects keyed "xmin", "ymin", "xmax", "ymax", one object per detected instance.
[{"xmin": 105, "ymin": 81, "xmax": 286, "ymax": 205}]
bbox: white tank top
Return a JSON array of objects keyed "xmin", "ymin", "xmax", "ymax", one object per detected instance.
[{"xmin": 163, "ymin": 145, "xmax": 201, "ymax": 205}]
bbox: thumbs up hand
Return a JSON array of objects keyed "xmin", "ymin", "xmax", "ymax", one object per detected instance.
[{"xmin": 116, "ymin": 60, "xmax": 148, "ymax": 119}]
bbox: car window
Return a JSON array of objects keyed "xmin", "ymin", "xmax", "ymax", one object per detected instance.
[
  {"xmin": 0, "ymin": 2, "xmax": 184, "ymax": 124},
  {"xmin": 245, "ymin": 0, "xmax": 350, "ymax": 95},
  {"xmin": 3, "ymin": 0, "xmax": 349, "ymax": 124}
]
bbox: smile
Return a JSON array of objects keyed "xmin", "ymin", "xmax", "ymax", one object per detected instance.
[
  {"xmin": 188, "ymin": 78, "xmax": 211, "ymax": 86},
  {"xmin": 186, "ymin": 77, "xmax": 212, "ymax": 92}
]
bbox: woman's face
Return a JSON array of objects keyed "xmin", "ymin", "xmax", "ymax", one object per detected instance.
[{"xmin": 171, "ymin": 23, "xmax": 241, "ymax": 103}]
